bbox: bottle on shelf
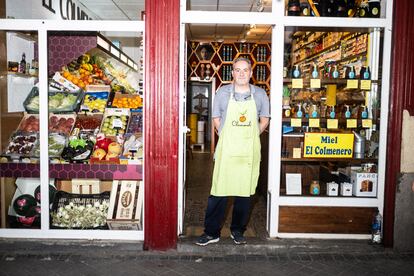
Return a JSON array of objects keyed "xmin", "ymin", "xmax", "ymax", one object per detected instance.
[
  {"xmin": 19, "ymin": 53, "xmax": 27, "ymax": 74},
  {"xmin": 311, "ymin": 63, "xmax": 319, "ymax": 79},
  {"xmin": 310, "ymin": 180, "xmax": 320, "ymax": 195},
  {"xmin": 229, "ymin": 46, "xmax": 233, "ymax": 61},
  {"xmin": 337, "ymin": 0, "xmax": 347, "ymax": 17},
  {"xmin": 287, "ymin": 0, "xmax": 301, "ymax": 16},
  {"xmin": 344, "ymin": 105, "xmax": 351, "ymax": 119},
  {"xmin": 329, "ymin": 105, "xmax": 336, "ymax": 119},
  {"xmin": 368, "ymin": 0, "xmax": 381, "ymax": 18},
  {"xmin": 358, "ymin": 1, "xmax": 370, "ymax": 17},
  {"xmin": 296, "ymin": 103, "xmax": 303, "ymax": 118},
  {"xmin": 362, "ymin": 66, "xmax": 371, "ymax": 80},
  {"xmin": 292, "ymin": 65, "xmax": 301, "ymax": 78},
  {"xmin": 300, "ymin": 0, "xmax": 310, "ymax": 16},
  {"xmin": 361, "ymin": 105, "xmax": 368, "ymax": 119},
  {"xmin": 347, "ymin": 65, "xmax": 356, "ymax": 79},
  {"xmin": 310, "ymin": 104, "xmax": 319, "ymax": 118},
  {"xmin": 332, "ymin": 65, "xmax": 339, "ymax": 79},
  {"xmin": 371, "ymin": 209, "xmax": 382, "ymax": 244},
  {"xmin": 346, "ymin": 0, "xmax": 356, "ymax": 16}
]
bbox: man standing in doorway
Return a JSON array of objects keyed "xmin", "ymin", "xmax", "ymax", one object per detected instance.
[{"xmin": 196, "ymin": 57, "xmax": 270, "ymax": 246}]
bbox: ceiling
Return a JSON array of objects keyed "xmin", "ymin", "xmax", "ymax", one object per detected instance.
[{"xmin": 78, "ymin": 0, "xmax": 273, "ymax": 42}]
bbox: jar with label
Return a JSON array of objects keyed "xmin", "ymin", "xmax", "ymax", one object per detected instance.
[{"xmin": 310, "ymin": 180, "xmax": 320, "ymax": 195}]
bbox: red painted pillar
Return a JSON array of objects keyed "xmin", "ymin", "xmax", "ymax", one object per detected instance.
[
  {"xmin": 384, "ymin": 0, "xmax": 414, "ymax": 247},
  {"xmin": 144, "ymin": 0, "xmax": 180, "ymax": 250}
]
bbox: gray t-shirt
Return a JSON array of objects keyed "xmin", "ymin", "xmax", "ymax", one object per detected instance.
[{"xmin": 212, "ymin": 84, "xmax": 270, "ymax": 134}]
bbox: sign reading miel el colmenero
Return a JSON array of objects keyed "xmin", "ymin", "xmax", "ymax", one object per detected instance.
[{"xmin": 303, "ymin": 133, "xmax": 354, "ymax": 158}]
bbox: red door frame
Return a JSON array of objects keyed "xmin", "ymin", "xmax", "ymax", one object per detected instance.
[
  {"xmin": 384, "ymin": 0, "xmax": 414, "ymax": 247},
  {"xmin": 144, "ymin": 0, "xmax": 180, "ymax": 250}
]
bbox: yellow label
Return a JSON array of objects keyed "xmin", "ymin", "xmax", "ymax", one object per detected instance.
[
  {"xmin": 290, "ymin": 118, "xmax": 302, "ymax": 127},
  {"xmin": 346, "ymin": 79, "xmax": 358, "ymax": 89},
  {"xmin": 347, "ymin": 119, "xmax": 357, "ymax": 128},
  {"xmin": 292, "ymin": 78, "xmax": 303, "ymax": 89},
  {"xmin": 327, "ymin": 119, "xmax": 338, "ymax": 129},
  {"xmin": 362, "ymin": 119, "xmax": 373, "ymax": 128},
  {"xmin": 293, "ymin": 148, "xmax": 302, "ymax": 159},
  {"xmin": 309, "ymin": 118, "xmax": 320, "ymax": 128},
  {"xmin": 310, "ymin": 79, "xmax": 321, "ymax": 88},
  {"xmin": 303, "ymin": 133, "xmax": 354, "ymax": 158},
  {"xmin": 360, "ymin": 80, "xmax": 372, "ymax": 90}
]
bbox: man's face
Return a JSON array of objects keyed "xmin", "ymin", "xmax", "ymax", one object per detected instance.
[{"xmin": 232, "ymin": 60, "xmax": 252, "ymax": 87}]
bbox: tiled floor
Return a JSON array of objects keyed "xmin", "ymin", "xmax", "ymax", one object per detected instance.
[{"xmin": 184, "ymin": 152, "xmax": 267, "ymax": 239}]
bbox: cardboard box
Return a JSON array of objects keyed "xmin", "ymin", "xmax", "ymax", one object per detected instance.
[
  {"xmin": 351, "ymin": 172, "xmax": 377, "ymax": 197},
  {"xmin": 340, "ymin": 182, "xmax": 353, "ymax": 196},
  {"xmin": 326, "ymin": 182, "xmax": 339, "ymax": 196},
  {"xmin": 57, "ymin": 180, "xmax": 112, "ymax": 194},
  {"xmin": 107, "ymin": 180, "xmax": 143, "ymax": 230}
]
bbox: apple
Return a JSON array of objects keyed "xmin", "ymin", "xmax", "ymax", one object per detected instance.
[
  {"xmin": 92, "ymin": 148, "xmax": 106, "ymax": 160},
  {"xmin": 108, "ymin": 142, "xmax": 122, "ymax": 155},
  {"xmin": 96, "ymin": 137, "xmax": 112, "ymax": 151}
]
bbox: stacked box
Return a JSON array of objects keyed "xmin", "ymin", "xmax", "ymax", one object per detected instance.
[
  {"xmin": 107, "ymin": 180, "xmax": 143, "ymax": 230},
  {"xmin": 351, "ymin": 172, "xmax": 377, "ymax": 197}
]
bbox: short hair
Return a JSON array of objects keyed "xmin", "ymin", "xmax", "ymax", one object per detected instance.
[{"xmin": 232, "ymin": 57, "xmax": 252, "ymax": 70}]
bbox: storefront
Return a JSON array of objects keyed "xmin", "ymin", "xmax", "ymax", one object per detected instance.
[{"xmin": 2, "ymin": 0, "xmax": 412, "ymax": 251}]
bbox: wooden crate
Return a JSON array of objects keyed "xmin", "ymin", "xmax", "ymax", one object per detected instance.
[
  {"xmin": 107, "ymin": 180, "xmax": 143, "ymax": 230},
  {"xmin": 57, "ymin": 179, "xmax": 112, "ymax": 194}
]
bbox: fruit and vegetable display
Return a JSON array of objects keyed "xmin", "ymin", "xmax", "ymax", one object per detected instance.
[
  {"xmin": 18, "ymin": 115, "xmax": 39, "ymax": 132},
  {"xmin": 100, "ymin": 114, "xmax": 129, "ymax": 136},
  {"xmin": 24, "ymin": 89, "xmax": 81, "ymax": 113},
  {"xmin": 49, "ymin": 115, "xmax": 75, "ymax": 135},
  {"xmin": 81, "ymin": 92, "xmax": 109, "ymax": 113},
  {"xmin": 2, "ymin": 44, "xmax": 143, "ymax": 165},
  {"xmin": 61, "ymin": 137, "xmax": 95, "ymax": 162},
  {"xmin": 33, "ymin": 133, "xmax": 67, "ymax": 157},
  {"xmin": 4, "ymin": 132, "xmax": 38, "ymax": 156}
]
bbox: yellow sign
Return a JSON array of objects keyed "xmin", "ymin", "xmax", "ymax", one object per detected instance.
[
  {"xmin": 304, "ymin": 133, "xmax": 354, "ymax": 158},
  {"xmin": 346, "ymin": 79, "xmax": 358, "ymax": 89},
  {"xmin": 310, "ymin": 79, "xmax": 321, "ymax": 88},
  {"xmin": 347, "ymin": 119, "xmax": 357, "ymax": 128},
  {"xmin": 360, "ymin": 80, "xmax": 372, "ymax": 90},
  {"xmin": 292, "ymin": 78, "xmax": 303, "ymax": 89},
  {"xmin": 290, "ymin": 118, "xmax": 302, "ymax": 127},
  {"xmin": 309, "ymin": 118, "xmax": 320, "ymax": 128},
  {"xmin": 362, "ymin": 119, "xmax": 373, "ymax": 128},
  {"xmin": 327, "ymin": 119, "xmax": 338, "ymax": 129}
]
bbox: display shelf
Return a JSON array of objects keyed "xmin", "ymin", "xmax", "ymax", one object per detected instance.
[
  {"xmin": 283, "ymin": 78, "xmax": 379, "ymax": 85},
  {"xmin": 187, "ymin": 41, "xmax": 271, "ymax": 92},
  {"xmin": 1, "ymin": 72, "xmax": 38, "ymax": 79},
  {"xmin": 0, "ymin": 163, "xmax": 143, "ymax": 180},
  {"xmin": 278, "ymin": 196, "xmax": 378, "ymax": 207}
]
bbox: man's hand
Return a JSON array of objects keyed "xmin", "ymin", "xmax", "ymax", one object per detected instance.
[{"xmin": 259, "ymin": 117, "xmax": 270, "ymax": 134}]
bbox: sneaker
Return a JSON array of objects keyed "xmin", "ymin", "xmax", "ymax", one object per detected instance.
[
  {"xmin": 195, "ymin": 234, "xmax": 220, "ymax": 246},
  {"xmin": 230, "ymin": 231, "xmax": 247, "ymax": 245}
]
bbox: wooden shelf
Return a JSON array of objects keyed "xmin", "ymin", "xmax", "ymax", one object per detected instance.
[
  {"xmin": 1, "ymin": 71, "xmax": 38, "ymax": 79},
  {"xmin": 283, "ymin": 78, "xmax": 379, "ymax": 85}
]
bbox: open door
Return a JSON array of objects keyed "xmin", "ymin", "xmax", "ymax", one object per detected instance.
[{"xmin": 178, "ymin": 23, "xmax": 188, "ymax": 235}]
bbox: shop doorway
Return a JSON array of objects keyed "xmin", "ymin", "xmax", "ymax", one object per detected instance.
[{"xmin": 180, "ymin": 23, "xmax": 272, "ymax": 240}]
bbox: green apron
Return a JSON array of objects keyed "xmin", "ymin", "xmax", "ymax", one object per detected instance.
[{"xmin": 211, "ymin": 90, "xmax": 261, "ymax": 197}]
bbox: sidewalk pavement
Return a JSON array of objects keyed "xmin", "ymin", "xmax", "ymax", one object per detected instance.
[{"xmin": 0, "ymin": 237, "xmax": 413, "ymax": 275}]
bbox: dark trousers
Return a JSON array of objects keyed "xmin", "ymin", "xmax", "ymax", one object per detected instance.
[{"xmin": 203, "ymin": 195, "xmax": 251, "ymax": 238}]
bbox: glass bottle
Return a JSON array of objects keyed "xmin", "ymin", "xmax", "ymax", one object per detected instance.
[
  {"xmin": 296, "ymin": 103, "xmax": 303, "ymax": 118},
  {"xmin": 329, "ymin": 105, "xmax": 336, "ymax": 119},
  {"xmin": 361, "ymin": 105, "xmax": 368, "ymax": 119},
  {"xmin": 344, "ymin": 105, "xmax": 351, "ymax": 119},
  {"xmin": 292, "ymin": 65, "xmax": 301, "ymax": 78},
  {"xmin": 332, "ymin": 65, "xmax": 339, "ymax": 79},
  {"xmin": 348, "ymin": 66, "xmax": 355, "ymax": 79},
  {"xmin": 311, "ymin": 63, "xmax": 319, "ymax": 79},
  {"xmin": 363, "ymin": 66, "xmax": 371, "ymax": 80},
  {"xmin": 19, "ymin": 53, "xmax": 26, "ymax": 74},
  {"xmin": 310, "ymin": 180, "xmax": 320, "ymax": 195},
  {"xmin": 310, "ymin": 104, "xmax": 319, "ymax": 118}
]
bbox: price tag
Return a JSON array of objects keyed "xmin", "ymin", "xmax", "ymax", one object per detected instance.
[
  {"xmin": 346, "ymin": 119, "xmax": 357, "ymax": 128},
  {"xmin": 346, "ymin": 79, "xmax": 358, "ymax": 89},
  {"xmin": 290, "ymin": 118, "xmax": 302, "ymax": 127},
  {"xmin": 112, "ymin": 118, "xmax": 123, "ymax": 128},
  {"xmin": 310, "ymin": 79, "xmax": 321, "ymax": 88},
  {"xmin": 293, "ymin": 148, "xmax": 302, "ymax": 159},
  {"xmin": 360, "ymin": 80, "xmax": 372, "ymax": 90},
  {"xmin": 292, "ymin": 78, "xmax": 303, "ymax": 89},
  {"xmin": 362, "ymin": 119, "xmax": 373, "ymax": 128},
  {"xmin": 327, "ymin": 119, "xmax": 338, "ymax": 129},
  {"xmin": 309, "ymin": 118, "xmax": 320, "ymax": 128}
]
